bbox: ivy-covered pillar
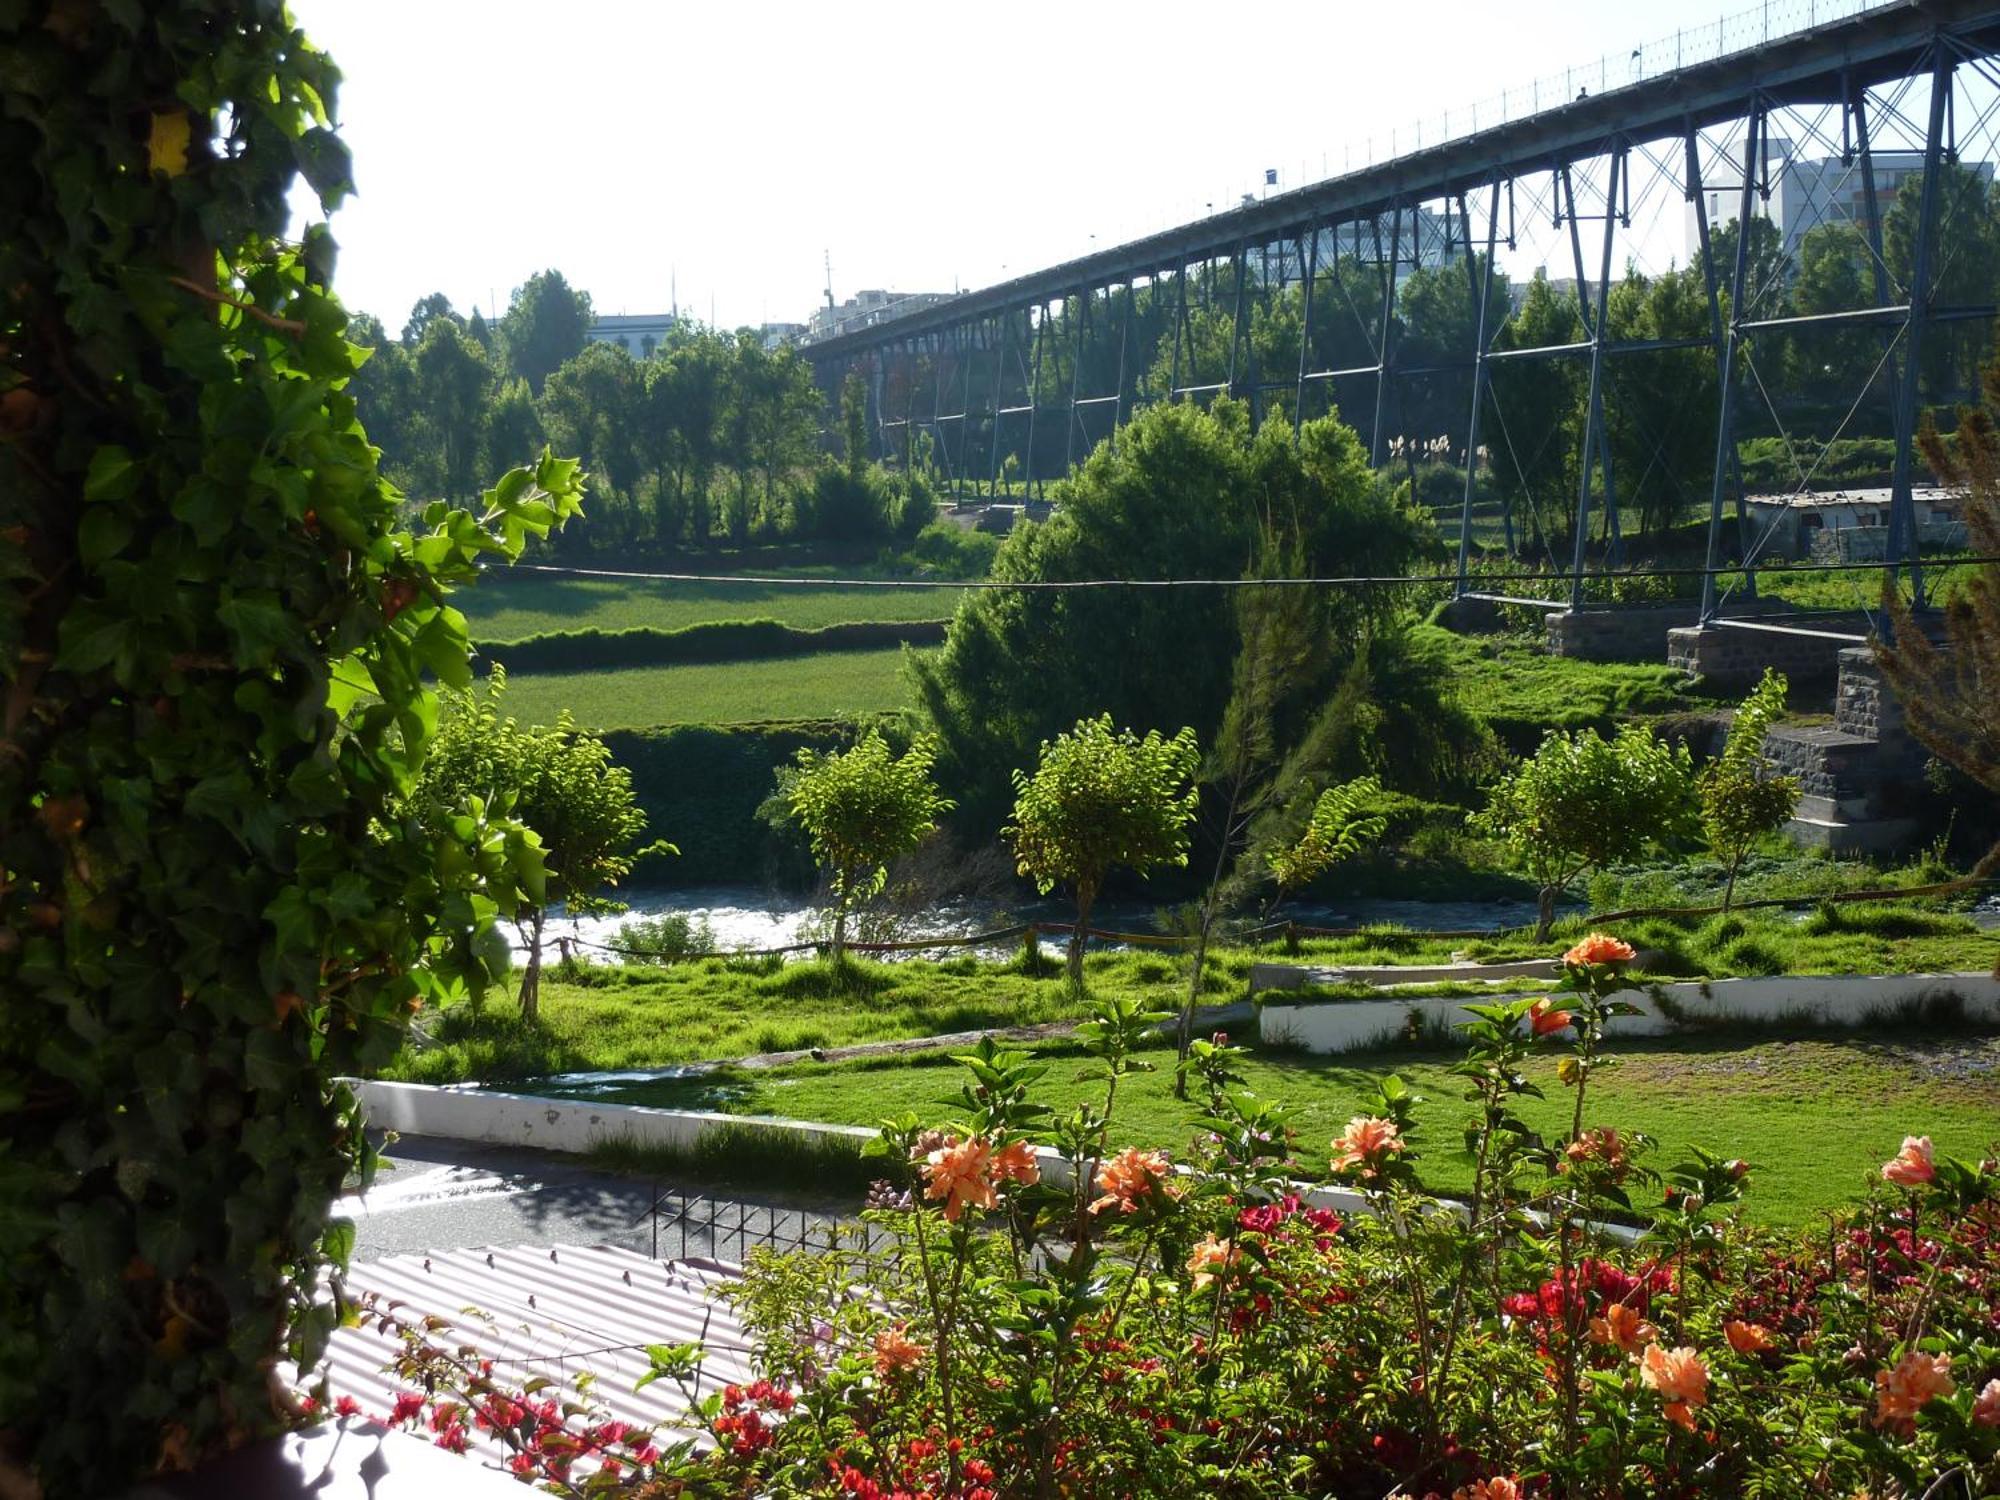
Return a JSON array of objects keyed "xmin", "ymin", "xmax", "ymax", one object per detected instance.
[{"xmin": 0, "ymin": 6, "xmax": 575, "ymax": 1492}]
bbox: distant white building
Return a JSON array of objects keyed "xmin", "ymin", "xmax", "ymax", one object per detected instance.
[
  {"xmin": 1687, "ymin": 138, "xmax": 1996, "ymax": 258},
  {"xmin": 1744, "ymin": 485, "xmax": 1966, "ymax": 561},
  {"xmin": 586, "ymin": 313, "xmax": 679, "ymax": 360},
  {"xmin": 804, "ymin": 289, "xmax": 954, "ymax": 343}
]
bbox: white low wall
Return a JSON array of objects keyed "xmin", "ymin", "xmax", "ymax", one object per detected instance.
[
  {"xmin": 348, "ymin": 1080, "xmax": 1378, "ymax": 1221},
  {"xmin": 1259, "ymin": 972, "xmax": 2000, "ymax": 1054},
  {"xmin": 351, "ymin": 1079, "xmax": 879, "ymax": 1158}
]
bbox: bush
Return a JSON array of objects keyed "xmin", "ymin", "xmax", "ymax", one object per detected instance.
[
  {"xmin": 614, "ymin": 912, "xmax": 716, "ymax": 962},
  {"xmin": 372, "ymin": 963, "xmax": 2000, "ymax": 1498},
  {"xmin": 891, "ymin": 520, "xmax": 1001, "ymax": 579}
]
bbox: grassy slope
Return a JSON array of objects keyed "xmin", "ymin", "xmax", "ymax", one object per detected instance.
[
  {"xmin": 458, "ymin": 574, "xmax": 962, "ymax": 641},
  {"xmin": 493, "ymin": 647, "xmax": 930, "ymax": 730},
  {"xmin": 1412, "ymin": 623, "xmax": 1695, "ymax": 745}
]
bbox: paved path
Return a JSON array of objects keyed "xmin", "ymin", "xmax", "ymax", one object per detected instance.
[{"xmin": 342, "ymin": 1134, "xmax": 858, "ymax": 1262}]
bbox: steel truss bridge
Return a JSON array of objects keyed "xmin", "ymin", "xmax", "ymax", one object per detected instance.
[{"xmin": 802, "ymin": 0, "xmax": 2000, "ymax": 627}]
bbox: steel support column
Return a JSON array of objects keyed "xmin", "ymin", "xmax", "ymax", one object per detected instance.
[
  {"xmin": 1701, "ymin": 103, "xmax": 1766, "ymax": 624},
  {"xmin": 1370, "ymin": 205, "xmax": 1402, "ymax": 467},
  {"xmin": 1885, "ymin": 43, "xmax": 1954, "ymax": 613},
  {"xmin": 1564, "ymin": 150, "xmax": 1624, "ymax": 605},
  {"xmin": 1455, "ymin": 181, "xmax": 1502, "ymax": 595},
  {"xmin": 1294, "ymin": 223, "xmax": 1321, "ymax": 431}
]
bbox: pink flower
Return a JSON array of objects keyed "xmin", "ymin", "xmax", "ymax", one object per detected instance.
[
  {"xmin": 871, "ymin": 1326, "xmax": 926, "ymax": 1377},
  {"xmin": 1724, "ymin": 1320, "xmax": 1775, "ymax": 1355},
  {"xmin": 1880, "ymin": 1136, "xmax": 1936, "ymax": 1187},
  {"xmin": 1973, "ymin": 1378, "xmax": 2000, "ymax": 1427},
  {"xmin": 1330, "ymin": 1116, "xmax": 1404, "ymax": 1178},
  {"xmin": 1453, "ymin": 1479, "xmax": 1522, "ymax": 1500}
]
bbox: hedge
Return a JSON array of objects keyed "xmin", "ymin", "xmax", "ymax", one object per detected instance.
[
  {"xmin": 606, "ymin": 720, "xmax": 861, "ymax": 886},
  {"xmin": 478, "ymin": 617, "xmax": 948, "ymax": 673}
]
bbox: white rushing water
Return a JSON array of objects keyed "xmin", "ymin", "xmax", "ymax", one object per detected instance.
[{"xmin": 505, "ymin": 886, "xmax": 1556, "ymax": 964}]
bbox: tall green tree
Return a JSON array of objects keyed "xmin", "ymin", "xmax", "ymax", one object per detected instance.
[
  {"xmin": 409, "ymin": 314, "xmax": 494, "ymax": 499},
  {"xmin": 915, "ymin": 397, "xmax": 1440, "ymax": 833},
  {"xmin": 1885, "ymin": 164, "xmax": 2000, "ymax": 404},
  {"xmin": 1602, "ymin": 265, "xmax": 1718, "ymax": 538},
  {"xmin": 780, "ymin": 730, "xmax": 952, "ymax": 962},
  {"xmin": 1005, "ymin": 716, "xmax": 1201, "ymax": 984},
  {"xmin": 539, "ymin": 341, "xmax": 645, "ymax": 549},
  {"xmin": 1698, "ymin": 669, "xmax": 1801, "ymax": 910},
  {"xmin": 1485, "ymin": 272, "xmax": 1584, "ymax": 556},
  {"xmin": 500, "ymin": 268, "xmax": 594, "ymax": 393},
  {"xmin": 0, "ymin": 8, "xmax": 583, "ymax": 1486},
  {"xmin": 401, "ymin": 289, "xmax": 462, "ymax": 346}
]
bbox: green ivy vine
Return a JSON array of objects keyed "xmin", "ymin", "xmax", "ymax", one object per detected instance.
[{"xmin": 0, "ymin": 4, "xmax": 581, "ymax": 1490}]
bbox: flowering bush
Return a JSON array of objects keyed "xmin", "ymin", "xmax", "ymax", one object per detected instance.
[{"xmin": 368, "ymin": 941, "xmax": 2000, "ymax": 1497}]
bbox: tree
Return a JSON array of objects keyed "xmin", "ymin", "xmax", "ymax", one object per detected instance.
[
  {"xmin": 538, "ymin": 341, "xmax": 644, "ymax": 550},
  {"xmin": 1698, "ymin": 669, "xmax": 1801, "ymax": 911},
  {"xmin": 780, "ymin": 730, "xmax": 952, "ymax": 963},
  {"xmin": 1878, "ymin": 351, "xmax": 2000, "ymax": 939},
  {"xmin": 638, "ymin": 331, "xmax": 726, "ymax": 548},
  {"xmin": 1472, "ymin": 725, "xmax": 1697, "ymax": 939},
  {"xmin": 1005, "ymin": 716, "xmax": 1201, "ymax": 984},
  {"xmin": 420, "ymin": 669, "xmax": 664, "ymax": 1019},
  {"xmin": 499, "ymin": 268, "xmax": 594, "ymax": 394},
  {"xmin": 1485, "ymin": 272, "xmax": 1584, "ymax": 555},
  {"xmin": 915, "ymin": 397, "xmax": 1441, "ymax": 835},
  {"xmin": 483, "ymin": 374, "xmax": 546, "ymax": 486},
  {"xmin": 1885, "ymin": 164, "xmax": 2000, "ymax": 404},
  {"xmin": 1266, "ymin": 776, "xmax": 1389, "ymax": 904},
  {"xmin": 1602, "ymin": 265, "xmax": 1718, "ymax": 539},
  {"xmin": 401, "ymin": 289, "xmax": 462, "ymax": 346},
  {"xmin": 0, "ymin": 9, "xmax": 583, "ymax": 1486},
  {"xmin": 409, "ymin": 314, "xmax": 493, "ymax": 499}
]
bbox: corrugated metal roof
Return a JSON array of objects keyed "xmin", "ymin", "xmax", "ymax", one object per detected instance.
[{"xmin": 317, "ymin": 1245, "xmax": 756, "ymax": 1468}]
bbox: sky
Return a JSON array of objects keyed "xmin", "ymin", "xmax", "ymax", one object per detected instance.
[{"xmin": 286, "ymin": 0, "xmax": 1872, "ymax": 333}]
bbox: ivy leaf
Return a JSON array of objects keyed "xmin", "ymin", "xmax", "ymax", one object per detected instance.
[{"xmin": 146, "ymin": 110, "xmax": 191, "ymax": 176}]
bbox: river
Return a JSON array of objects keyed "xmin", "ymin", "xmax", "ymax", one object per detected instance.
[{"xmin": 510, "ymin": 884, "xmax": 1556, "ymax": 963}]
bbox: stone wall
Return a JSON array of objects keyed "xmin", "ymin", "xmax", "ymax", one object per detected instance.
[
  {"xmin": 1834, "ymin": 646, "xmax": 1909, "ymax": 752},
  {"xmin": 1666, "ymin": 619, "xmax": 1863, "ymax": 684},
  {"xmin": 1544, "ymin": 603, "xmax": 1701, "ymax": 661}
]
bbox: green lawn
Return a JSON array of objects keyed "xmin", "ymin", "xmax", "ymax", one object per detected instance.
[
  {"xmin": 492, "ymin": 647, "xmax": 928, "ymax": 729},
  {"xmin": 459, "ymin": 573, "xmax": 962, "ymax": 643},
  {"xmin": 572, "ymin": 1028, "xmax": 2000, "ymax": 1228}
]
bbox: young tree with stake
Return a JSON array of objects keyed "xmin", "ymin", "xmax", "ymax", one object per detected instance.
[{"xmin": 1698, "ymin": 669, "xmax": 1801, "ymax": 911}]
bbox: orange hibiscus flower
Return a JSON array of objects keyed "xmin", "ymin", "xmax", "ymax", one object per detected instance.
[
  {"xmin": 990, "ymin": 1138, "xmax": 1041, "ymax": 1186},
  {"xmin": 1880, "ymin": 1136, "xmax": 1936, "ymax": 1187},
  {"xmin": 1874, "ymin": 1350, "xmax": 1953, "ymax": 1427},
  {"xmin": 871, "ymin": 1326, "xmax": 926, "ymax": 1377},
  {"xmin": 1639, "ymin": 1344, "xmax": 1709, "ymax": 1431},
  {"xmin": 1090, "ymin": 1147, "xmax": 1175, "ymax": 1215},
  {"xmin": 1588, "ymin": 1301, "xmax": 1658, "ymax": 1355},
  {"xmin": 1528, "ymin": 998, "xmax": 1572, "ymax": 1036},
  {"xmin": 1185, "ymin": 1234, "xmax": 1241, "ymax": 1292},
  {"xmin": 1330, "ymin": 1116, "xmax": 1404, "ymax": 1178},
  {"xmin": 922, "ymin": 1136, "xmax": 997, "ymax": 1222},
  {"xmin": 1724, "ymin": 1320, "xmax": 1774, "ymax": 1355},
  {"xmin": 1563, "ymin": 932, "xmax": 1636, "ymax": 967}
]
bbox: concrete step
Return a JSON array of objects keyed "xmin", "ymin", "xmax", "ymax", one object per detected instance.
[{"xmin": 1785, "ymin": 811, "xmax": 1920, "ymax": 855}]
